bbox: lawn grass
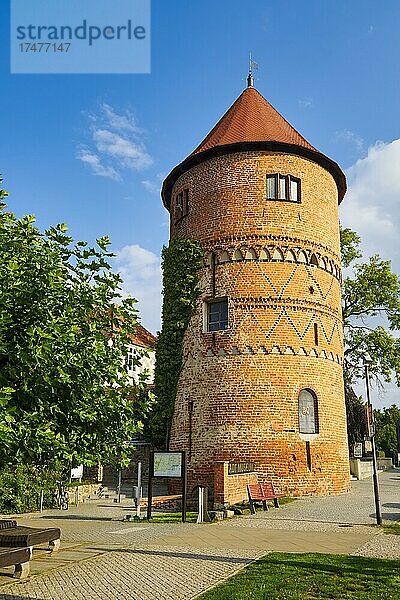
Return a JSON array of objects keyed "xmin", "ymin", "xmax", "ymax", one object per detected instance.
[
  {"xmin": 274, "ymin": 496, "xmax": 295, "ymax": 506},
  {"xmin": 198, "ymin": 552, "xmax": 400, "ymax": 599},
  {"xmin": 143, "ymin": 497, "xmax": 295, "ymax": 523},
  {"xmin": 147, "ymin": 511, "xmax": 198, "ymax": 523},
  {"xmin": 383, "ymin": 522, "xmax": 400, "ymax": 535}
]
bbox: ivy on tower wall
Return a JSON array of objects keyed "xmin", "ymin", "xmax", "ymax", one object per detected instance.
[{"xmin": 146, "ymin": 238, "xmax": 203, "ymax": 448}]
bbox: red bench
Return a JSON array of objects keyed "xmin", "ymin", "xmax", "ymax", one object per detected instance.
[{"xmin": 247, "ymin": 482, "xmax": 284, "ymax": 514}]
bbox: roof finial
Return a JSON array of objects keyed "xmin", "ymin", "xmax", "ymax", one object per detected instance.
[{"xmin": 247, "ymin": 52, "xmax": 258, "ymax": 87}]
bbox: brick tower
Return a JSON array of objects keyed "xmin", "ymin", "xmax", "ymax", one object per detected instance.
[{"xmin": 161, "ymin": 77, "xmax": 350, "ymax": 499}]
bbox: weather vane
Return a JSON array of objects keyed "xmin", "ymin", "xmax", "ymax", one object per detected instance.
[{"xmin": 247, "ymin": 51, "xmax": 259, "ymax": 87}]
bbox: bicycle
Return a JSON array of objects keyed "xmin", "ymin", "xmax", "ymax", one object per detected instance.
[{"xmin": 55, "ymin": 481, "xmax": 69, "ymax": 510}]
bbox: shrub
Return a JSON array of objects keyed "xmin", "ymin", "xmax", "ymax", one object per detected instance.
[{"xmin": 0, "ymin": 465, "xmax": 59, "ymax": 514}]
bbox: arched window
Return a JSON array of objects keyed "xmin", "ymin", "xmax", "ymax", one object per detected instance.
[{"xmin": 298, "ymin": 389, "xmax": 319, "ymax": 434}]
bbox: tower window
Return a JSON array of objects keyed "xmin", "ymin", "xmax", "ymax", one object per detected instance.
[
  {"xmin": 184, "ymin": 189, "xmax": 190, "ymax": 215},
  {"xmin": 306, "ymin": 441, "xmax": 312, "ymax": 471},
  {"xmin": 206, "ymin": 298, "xmax": 228, "ymax": 332},
  {"xmin": 298, "ymin": 389, "xmax": 319, "ymax": 434},
  {"xmin": 266, "ymin": 174, "xmax": 301, "ymax": 202},
  {"xmin": 314, "ymin": 323, "xmax": 319, "ymax": 346},
  {"xmin": 174, "ymin": 189, "xmax": 190, "ymax": 222}
]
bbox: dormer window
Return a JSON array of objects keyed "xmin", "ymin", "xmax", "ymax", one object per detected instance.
[
  {"xmin": 266, "ymin": 174, "xmax": 301, "ymax": 203},
  {"xmin": 175, "ymin": 189, "xmax": 190, "ymax": 222}
]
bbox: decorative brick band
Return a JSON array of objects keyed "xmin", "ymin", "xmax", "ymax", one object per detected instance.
[
  {"xmin": 201, "ymin": 344, "xmax": 343, "ymax": 364},
  {"xmin": 204, "ymin": 234, "xmax": 341, "ymax": 262},
  {"xmin": 231, "ymin": 296, "xmax": 341, "ymax": 318},
  {"xmin": 203, "ymin": 243, "xmax": 341, "ymax": 282}
]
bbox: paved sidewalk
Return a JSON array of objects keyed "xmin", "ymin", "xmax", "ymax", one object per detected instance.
[{"xmin": 0, "ymin": 471, "xmax": 398, "ymax": 599}]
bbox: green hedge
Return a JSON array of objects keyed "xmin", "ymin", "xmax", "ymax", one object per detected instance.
[{"xmin": 0, "ymin": 465, "xmax": 58, "ymax": 514}]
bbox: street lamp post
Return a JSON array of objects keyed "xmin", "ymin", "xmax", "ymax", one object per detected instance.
[{"xmin": 364, "ymin": 361, "xmax": 382, "ymax": 526}]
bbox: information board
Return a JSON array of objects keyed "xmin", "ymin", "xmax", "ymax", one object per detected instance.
[
  {"xmin": 147, "ymin": 451, "xmax": 187, "ymax": 522},
  {"xmin": 153, "ymin": 452, "xmax": 183, "ymax": 478},
  {"xmin": 353, "ymin": 443, "xmax": 363, "ymax": 458},
  {"xmin": 70, "ymin": 465, "xmax": 83, "ymax": 480}
]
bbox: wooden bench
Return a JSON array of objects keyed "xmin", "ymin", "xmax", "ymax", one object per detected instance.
[
  {"xmin": 0, "ymin": 520, "xmax": 61, "ymax": 553},
  {"xmin": 247, "ymin": 482, "xmax": 284, "ymax": 515},
  {"xmin": 0, "ymin": 546, "xmax": 31, "ymax": 579}
]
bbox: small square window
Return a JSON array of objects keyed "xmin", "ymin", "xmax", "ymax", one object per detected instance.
[
  {"xmin": 207, "ymin": 299, "xmax": 228, "ymax": 332},
  {"xmin": 266, "ymin": 174, "xmax": 301, "ymax": 202}
]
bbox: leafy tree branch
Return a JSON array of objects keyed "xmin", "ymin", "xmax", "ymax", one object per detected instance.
[
  {"xmin": 0, "ymin": 177, "xmax": 148, "ymax": 471},
  {"xmin": 341, "ymin": 227, "xmax": 400, "ymax": 386}
]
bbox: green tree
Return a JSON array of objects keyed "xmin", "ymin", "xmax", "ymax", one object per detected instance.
[
  {"xmin": 341, "ymin": 227, "xmax": 400, "ymax": 451},
  {"xmin": 374, "ymin": 405, "xmax": 400, "ymax": 457},
  {"xmin": 341, "ymin": 227, "xmax": 400, "ymax": 385},
  {"xmin": 345, "ymin": 386, "xmax": 368, "ymax": 450},
  {"xmin": 0, "ymin": 179, "xmax": 147, "ymax": 471}
]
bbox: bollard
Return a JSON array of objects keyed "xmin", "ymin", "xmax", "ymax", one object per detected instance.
[{"xmin": 197, "ymin": 486, "xmax": 211, "ymax": 523}]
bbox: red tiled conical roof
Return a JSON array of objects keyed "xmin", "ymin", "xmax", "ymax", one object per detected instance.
[
  {"xmin": 161, "ymin": 85, "xmax": 346, "ymax": 206},
  {"xmin": 191, "ymin": 86, "xmax": 316, "ymax": 155}
]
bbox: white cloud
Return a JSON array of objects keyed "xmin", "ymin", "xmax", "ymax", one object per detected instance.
[
  {"xmin": 77, "ymin": 103, "xmax": 152, "ymax": 180},
  {"xmin": 141, "ymin": 172, "xmax": 165, "ymax": 194},
  {"xmin": 75, "ymin": 147, "xmax": 121, "ymax": 180},
  {"xmin": 335, "ymin": 129, "xmax": 365, "ymax": 154},
  {"xmin": 340, "ymin": 139, "xmax": 400, "ymax": 266},
  {"xmin": 114, "ymin": 244, "xmax": 162, "ymax": 334},
  {"xmin": 341, "ymin": 139, "xmax": 400, "ymax": 408},
  {"xmin": 298, "ymin": 98, "xmax": 313, "ymax": 109},
  {"xmin": 93, "ymin": 129, "xmax": 152, "ymax": 171},
  {"xmin": 100, "ymin": 103, "xmax": 141, "ymax": 133}
]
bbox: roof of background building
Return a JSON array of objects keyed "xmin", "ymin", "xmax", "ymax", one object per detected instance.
[
  {"xmin": 162, "ymin": 85, "xmax": 346, "ymax": 207},
  {"xmin": 130, "ymin": 323, "xmax": 157, "ymax": 349},
  {"xmin": 191, "ymin": 86, "xmax": 316, "ymax": 155}
]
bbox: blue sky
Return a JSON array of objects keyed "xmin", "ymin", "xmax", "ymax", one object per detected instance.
[{"xmin": 1, "ymin": 1, "xmax": 400, "ymax": 406}]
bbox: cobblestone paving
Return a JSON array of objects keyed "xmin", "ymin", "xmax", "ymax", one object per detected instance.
[
  {"xmin": 0, "ymin": 471, "xmax": 398, "ymax": 599},
  {"xmin": 353, "ymin": 534, "xmax": 400, "ymax": 559},
  {"xmin": 0, "ymin": 545, "xmax": 260, "ymax": 600},
  {"xmin": 231, "ymin": 472, "xmax": 400, "ymax": 526}
]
